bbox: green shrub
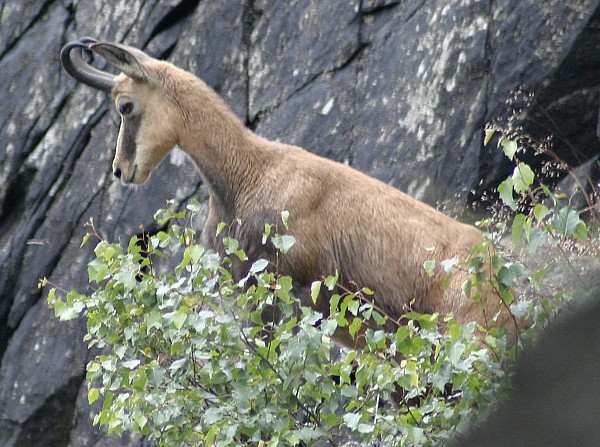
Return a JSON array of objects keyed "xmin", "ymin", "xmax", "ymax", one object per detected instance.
[{"xmin": 45, "ymin": 132, "xmax": 595, "ymax": 446}]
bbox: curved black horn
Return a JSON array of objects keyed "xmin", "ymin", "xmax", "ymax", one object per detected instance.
[{"xmin": 60, "ymin": 39, "xmax": 116, "ymax": 93}]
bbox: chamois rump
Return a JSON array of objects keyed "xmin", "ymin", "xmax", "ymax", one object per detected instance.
[{"xmin": 61, "ymin": 38, "xmax": 518, "ymax": 347}]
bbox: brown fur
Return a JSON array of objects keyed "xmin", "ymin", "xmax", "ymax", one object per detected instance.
[{"xmin": 98, "ymin": 45, "xmax": 517, "ymax": 347}]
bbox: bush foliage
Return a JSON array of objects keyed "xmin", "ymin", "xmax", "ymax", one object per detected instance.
[{"xmin": 46, "ymin": 133, "xmax": 596, "ymax": 446}]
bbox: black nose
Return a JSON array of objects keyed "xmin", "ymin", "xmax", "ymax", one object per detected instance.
[{"xmin": 114, "ymin": 168, "xmax": 122, "ymax": 179}]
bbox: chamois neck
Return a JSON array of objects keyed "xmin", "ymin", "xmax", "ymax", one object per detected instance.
[{"xmin": 173, "ymin": 76, "xmax": 270, "ymax": 216}]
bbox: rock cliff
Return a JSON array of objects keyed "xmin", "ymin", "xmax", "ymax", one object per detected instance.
[{"xmin": 1, "ymin": 1, "xmax": 599, "ymax": 445}]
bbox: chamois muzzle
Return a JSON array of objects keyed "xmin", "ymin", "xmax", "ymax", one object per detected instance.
[{"xmin": 60, "ymin": 38, "xmax": 116, "ymax": 93}]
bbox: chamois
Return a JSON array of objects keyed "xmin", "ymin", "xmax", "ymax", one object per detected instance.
[{"xmin": 61, "ymin": 38, "xmax": 519, "ymax": 347}]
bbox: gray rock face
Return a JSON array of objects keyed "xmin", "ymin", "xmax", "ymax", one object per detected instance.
[{"xmin": 0, "ymin": 1, "xmax": 598, "ymax": 445}]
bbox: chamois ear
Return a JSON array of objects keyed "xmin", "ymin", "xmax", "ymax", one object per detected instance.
[{"xmin": 90, "ymin": 42, "xmax": 153, "ymax": 84}]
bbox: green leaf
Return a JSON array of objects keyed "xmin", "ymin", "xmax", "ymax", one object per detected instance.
[
  {"xmin": 358, "ymin": 423, "xmax": 375, "ymax": 434},
  {"xmin": 440, "ymin": 256, "xmax": 459, "ymax": 274},
  {"xmin": 147, "ymin": 365, "xmax": 166, "ymax": 386},
  {"xmin": 249, "ymin": 258, "xmax": 269, "ymax": 274},
  {"xmin": 512, "ymin": 162, "xmax": 534, "ymax": 193},
  {"xmin": 500, "ymin": 287, "xmax": 515, "ymax": 305},
  {"xmin": 527, "ymin": 227, "xmax": 548, "ymax": 255},
  {"xmin": 320, "ymin": 318, "xmax": 338, "ymax": 337},
  {"xmin": 324, "ymin": 272, "xmax": 339, "ymax": 291},
  {"xmin": 203, "ymin": 406, "xmax": 224, "ymax": 425},
  {"xmin": 53, "ymin": 299, "xmax": 80, "ymax": 321},
  {"xmin": 310, "ymin": 281, "xmax": 321, "ymax": 305},
  {"xmin": 348, "ymin": 317, "xmax": 363, "ymax": 339},
  {"xmin": 423, "ymin": 259, "xmax": 436, "ymax": 277},
  {"xmin": 222, "ymin": 237, "xmax": 239, "ymax": 254},
  {"xmin": 183, "ymin": 245, "xmax": 204, "ymax": 264},
  {"xmin": 271, "ymin": 234, "xmax": 296, "ymax": 254},
  {"xmin": 216, "ymin": 221, "xmax": 227, "ymax": 237},
  {"xmin": 128, "ymin": 235, "xmax": 142, "ymax": 254},
  {"xmin": 497, "ymin": 178, "xmax": 517, "ymax": 210},
  {"xmin": 574, "ymin": 221, "xmax": 587, "ymax": 240},
  {"xmin": 533, "ymin": 204, "xmax": 550, "ymax": 222},
  {"xmin": 88, "ymin": 387, "xmax": 100, "ymax": 404},
  {"xmin": 497, "ymin": 262, "xmax": 524, "ymax": 288},
  {"xmin": 511, "ymin": 213, "xmax": 526, "ymax": 252},
  {"xmin": 46, "ymin": 288, "xmax": 56, "ymax": 306},
  {"xmin": 86, "ymin": 361, "xmax": 100, "ymax": 373},
  {"xmin": 447, "ymin": 341, "xmax": 466, "ymax": 366},
  {"xmin": 343, "ymin": 295, "xmax": 360, "ymax": 316},
  {"xmin": 186, "ymin": 198, "xmax": 203, "ymax": 213},
  {"xmin": 169, "ymin": 358, "xmax": 187, "ymax": 372},
  {"xmin": 552, "ymin": 206, "xmax": 583, "ymax": 236},
  {"xmin": 122, "ymin": 359, "xmax": 141, "ymax": 369},
  {"xmin": 114, "ymin": 269, "xmax": 137, "ymax": 291},
  {"xmin": 80, "ymin": 232, "xmax": 91, "ymax": 248},
  {"xmin": 281, "ymin": 210, "xmax": 290, "ymax": 229},
  {"xmin": 147, "ymin": 311, "xmax": 162, "ymax": 332},
  {"xmin": 172, "ymin": 311, "xmax": 188, "ymax": 330},
  {"xmin": 462, "ymin": 278, "xmax": 472, "ymax": 298},
  {"xmin": 262, "ymin": 223, "xmax": 273, "ymax": 244},
  {"xmin": 134, "ymin": 413, "xmax": 148, "ymax": 430},
  {"xmin": 114, "ymin": 345, "xmax": 127, "ymax": 359},
  {"xmin": 343, "ymin": 412, "xmax": 361, "ymax": 431},
  {"xmin": 501, "ymin": 138, "xmax": 518, "ymax": 160},
  {"xmin": 484, "ymin": 128, "xmax": 495, "ymax": 146},
  {"xmin": 88, "ymin": 258, "xmax": 110, "ymax": 283}
]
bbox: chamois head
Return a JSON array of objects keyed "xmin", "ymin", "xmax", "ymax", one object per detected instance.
[{"xmin": 61, "ymin": 38, "xmax": 179, "ymax": 184}]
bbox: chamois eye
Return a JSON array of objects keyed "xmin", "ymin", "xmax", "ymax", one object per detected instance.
[{"xmin": 118, "ymin": 100, "xmax": 134, "ymax": 116}]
